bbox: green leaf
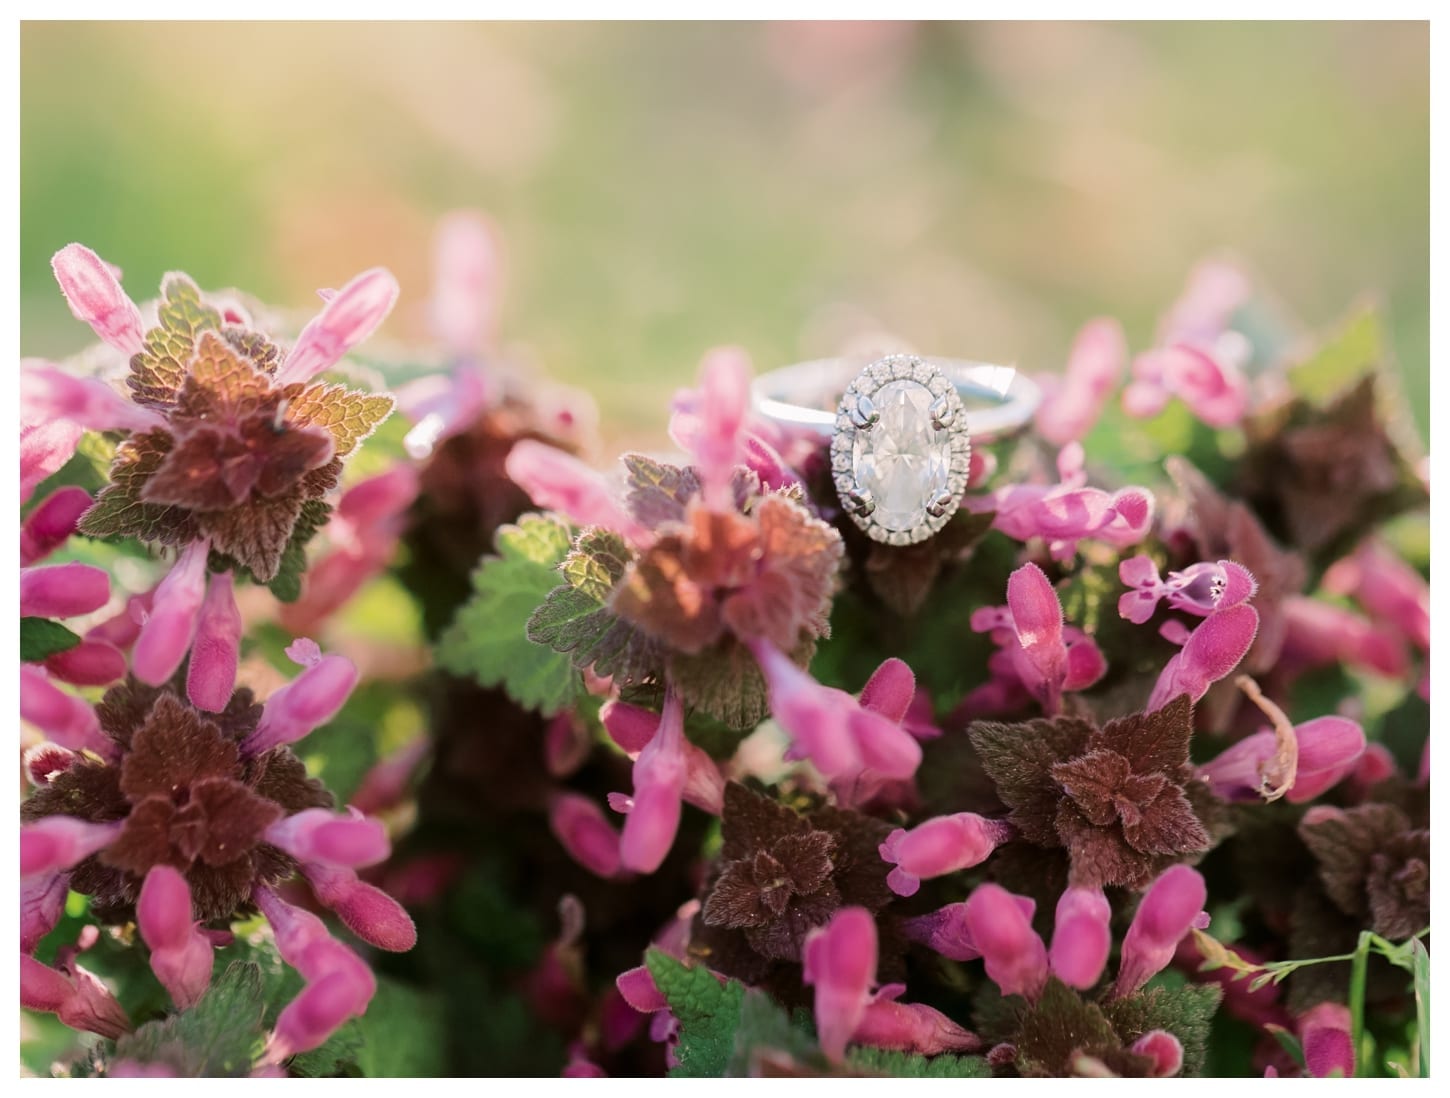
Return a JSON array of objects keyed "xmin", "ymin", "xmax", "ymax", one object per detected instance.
[
  {"xmin": 301, "ymin": 978, "xmax": 447, "ymax": 1078},
  {"xmin": 1103, "ymin": 981, "xmax": 1223, "ymax": 1078},
  {"xmin": 1289, "ymin": 308, "xmax": 1383, "ymax": 405},
  {"xmin": 526, "ymin": 527, "xmax": 663, "ymax": 686},
  {"xmin": 110, "ymin": 961, "xmax": 267, "ymax": 1077},
  {"xmin": 1264, "ymin": 1023, "xmax": 1307, "ymax": 1070},
  {"xmin": 436, "ymin": 513, "xmax": 580, "ymax": 715},
  {"xmin": 20, "ymin": 618, "xmax": 82, "ymax": 662},
  {"xmin": 1412, "ymin": 937, "xmax": 1430, "ymax": 1077},
  {"xmin": 725, "ymin": 990, "xmax": 823, "ymax": 1075},
  {"xmin": 127, "ymin": 273, "xmax": 223, "ymax": 409},
  {"xmin": 847, "ymin": 1046, "xmax": 992, "ymax": 1078},
  {"xmin": 645, "ymin": 948, "xmax": 745, "ymax": 1078}
]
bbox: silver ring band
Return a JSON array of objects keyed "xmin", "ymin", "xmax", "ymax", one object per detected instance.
[{"xmin": 752, "ymin": 355, "xmax": 1040, "ymax": 442}]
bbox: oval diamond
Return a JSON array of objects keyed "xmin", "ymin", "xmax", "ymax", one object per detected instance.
[{"xmin": 849, "ymin": 379, "xmax": 952, "ymax": 533}]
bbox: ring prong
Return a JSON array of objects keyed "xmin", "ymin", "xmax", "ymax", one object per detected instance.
[
  {"xmin": 845, "ymin": 487, "xmax": 876, "ymax": 517},
  {"xmin": 850, "ymin": 395, "xmax": 879, "ymax": 430},
  {"xmin": 925, "ymin": 490, "xmax": 956, "ymax": 518},
  {"xmin": 929, "ymin": 396, "xmax": 955, "ymax": 430}
]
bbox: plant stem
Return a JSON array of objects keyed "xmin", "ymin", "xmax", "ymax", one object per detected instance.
[{"xmin": 1348, "ymin": 930, "xmax": 1373, "ymax": 1078}]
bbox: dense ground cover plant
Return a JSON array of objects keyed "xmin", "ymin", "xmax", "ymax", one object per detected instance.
[{"xmin": 19, "ymin": 221, "xmax": 1429, "ymax": 1077}]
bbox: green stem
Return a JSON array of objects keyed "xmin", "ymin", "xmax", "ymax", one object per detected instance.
[{"xmin": 1348, "ymin": 930, "xmax": 1373, "ymax": 1078}]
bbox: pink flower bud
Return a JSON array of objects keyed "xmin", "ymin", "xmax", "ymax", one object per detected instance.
[
  {"xmin": 690, "ymin": 347, "xmax": 752, "ymax": 510},
  {"xmin": 132, "ymin": 542, "xmax": 210, "ymax": 686},
  {"xmin": 185, "ymin": 572, "xmax": 241, "ymax": 712},
  {"xmin": 137, "ymin": 866, "xmax": 212, "ymax": 1009},
  {"xmin": 20, "ymin": 561, "xmax": 110, "ymax": 620},
  {"xmin": 599, "ymin": 698, "xmax": 660, "ymax": 754},
  {"xmin": 1130, "ymin": 1029, "xmax": 1184, "ymax": 1077},
  {"xmin": 1299, "ymin": 1002, "xmax": 1355, "ymax": 1078},
  {"xmin": 619, "ymin": 692, "xmax": 687, "ymax": 874},
  {"xmin": 23, "ymin": 953, "xmax": 130, "ymax": 1039},
  {"xmin": 1147, "ymin": 603, "xmax": 1258, "ymax": 711},
  {"xmin": 901, "ymin": 895, "xmax": 1037, "ymax": 962},
  {"xmin": 302, "ymin": 863, "xmax": 417, "ymax": 952},
  {"xmin": 549, "ymin": 794, "xmax": 623, "ymax": 878},
  {"xmin": 20, "ymin": 407, "xmax": 85, "ymax": 505},
  {"xmin": 749, "ymin": 637, "xmax": 862, "ymax": 781},
  {"xmin": 265, "ymin": 809, "xmax": 390, "ymax": 868},
  {"xmin": 21, "ymin": 365, "xmax": 167, "ymax": 435},
  {"xmin": 270, "ymin": 968, "xmax": 374, "ymax": 1059},
  {"xmin": 276, "ymin": 267, "xmax": 399, "ymax": 386},
  {"xmin": 504, "ymin": 441, "xmax": 648, "ymax": 544},
  {"xmin": 430, "ymin": 210, "xmax": 502, "ymax": 356},
  {"xmin": 43, "ymin": 639, "xmax": 126, "ymax": 687},
  {"xmin": 1049, "ymin": 887, "xmax": 1112, "ymax": 990},
  {"xmin": 616, "ymin": 965, "xmax": 668, "ymax": 1014},
  {"xmin": 21, "ymin": 871, "xmax": 69, "ymax": 953},
  {"xmin": 879, "ymin": 813, "xmax": 1014, "ymax": 897},
  {"xmin": 858, "ymin": 657, "xmax": 916, "ymax": 724},
  {"xmin": 853, "ymin": 985, "xmax": 982, "ymax": 1055},
  {"xmin": 51, "ymin": 243, "xmax": 145, "ymax": 355},
  {"xmin": 802, "ymin": 907, "xmax": 877, "ymax": 1063},
  {"xmin": 19, "ymin": 665, "xmax": 109, "ymax": 756},
  {"xmin": 1115, "ymin": 865, "xmax": 1208, "ymax": 998},
  {"xmin": 1199, "ymin": 717, "xmax": 1365, "ymax": 804},
  {"xmin": 1036, "ymin": 317, "xmax": 1126, "ymax": 445},
  {"xmin": 349, "ymin": 737, "xmax": 429, "ymax": 816},
  {"xmin": 964, "ymin": 884, "xmax": 1049, "ymax": 1001},
  {"xmin": 245, "ymin": 647, "xmax": 359, "ymax": 754},
  {"xmin": 22, "ymin": 817, "xmax": 121, "ymax": 878},
  {"xmin": 20, "ymin": 487, "xmax": 92, "ymax": 566},
  {"xmin": 1325, "ymin": 540, "xmax": 1429, "ymax": 653}
]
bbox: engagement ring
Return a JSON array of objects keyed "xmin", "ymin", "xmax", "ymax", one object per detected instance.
[{"xmin": 753, "ymin": 354, "xmax": 1040, "ymax": 545}]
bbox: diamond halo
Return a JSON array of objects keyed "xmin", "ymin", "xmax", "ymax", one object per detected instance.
[{"xmin": 829, "ymin": 355, "xmax": 972, "ymax": 545}]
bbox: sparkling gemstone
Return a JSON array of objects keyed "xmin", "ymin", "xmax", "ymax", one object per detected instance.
[{"xmin": 850, "ymin": 379, "xmax": 952, "ymax": 531}]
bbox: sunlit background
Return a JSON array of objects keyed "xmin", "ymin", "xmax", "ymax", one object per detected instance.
[{"xmin": 21, "ymin": 21, "xmax": 1429, "ymax": 442}]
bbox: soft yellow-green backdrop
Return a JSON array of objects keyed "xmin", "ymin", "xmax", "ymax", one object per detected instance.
[{"xmin": 21, "ymin": 21, "xmax": 1429, "ymax": 440}]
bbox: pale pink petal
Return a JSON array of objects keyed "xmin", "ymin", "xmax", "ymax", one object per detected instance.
[
  {"xmin": 186, "ymin": 572, "xmax": 241, "ymax": 712},
  {"xmin": 137, "ymin": 866, "xmax": 212, "ymax": 1009},
  {"xmin": 619, "ymin": 691, "xmax": 688, "ymax": 874},
  {"xmin": 880, "ymin": 814, "xmax": 1013, "ymax": 897},
  {"xmin": 21, "ymin": 365, "xmax": 165, "ymax": 434},
  {"xmin": 21, "ymin": 817, "xmax": 122, "ymax": 878},
  {"xmin": 20, "ymin": 413, "xmax": 85, "ymax": 504},
  {"xmin": 20, "ymin": 486, "xmax": 92, "ymax": 566},
  {"xmin": 244, "ymin": 649, "xmax": 359, "ymax": 754},
  {"xmin": 19, "ymin": 561, "xmax": 110, "ymax": 620},
  {"xmin": 853, "ymin": 996, "xmax": 982, "ymax": 1055},
  {"xmin": 1114, "ymin": 866, "xmax": 1207, "ymax": 998},
  {"xmin": 549, "ymin": 793, "xmax": 623, "ymax": 878},
  {"xmin": 19, "ymin": 665, "xmax": 110, "ymax": 756},
  {"xmin": 1036, "ymin": 317, "xmax": 1126, "ymax": 446},
  {"xmin": 615, "ymin": 966, "xmax": 668, "ymax": 1014},
  {"xmin": 430, "ymin": 210, "xmax": 503, "ymax": 356},
  {"xmin": 1049, "ymin": 887, "xmax": 1111, "ymax": 990},
  {"xmin": 1130, "ymin": 1030, "xmax": 1184, "ymax": 1077},
  {"xmin": 21, "ymin": 871, "xmax": 69, "ymax": 953},
  {"xmin": 802, "ymin": 907, "xmax": 877, "ymax": 1063},
  {"xmin": 265, "ymin": 809, "xmax": 390, "ymax": 868},
  {"xmin": 690, "ymin": 347, "xmax": 752, "ymax": 510},
  {"xmin": 963, "ymin": 883, "xmax": 1048, "ymax": 1001},
  {"xmin": 504, "ymin": 440, "xmax": 649, "ymax": 543},
  {"xmin": 858, "ymin": 657, "xmax": 916, "ymax": 723},
  {"xmin": 51, "ymin": 243, "xmax": 145, "ymax": 355},
  {"xmin": 276, "ymin": 267, "xmax": 399, "ymax": 385},
  {"xmin": 132, "ymin": 541, "xmax": 210, "ymax": 686}
]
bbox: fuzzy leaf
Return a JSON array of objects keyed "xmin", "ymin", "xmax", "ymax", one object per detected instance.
[
  {"xmin": 127, "ymin": 274, "xmax": 223, "ymax": 409},
  {"xmin": 285, "ymin": 382, "xmax": 395, "ymax": 459},
  {"xmin": 77, "ymin": 431, "xmax": 200, "ymax": 545},
  {"xmin": 1297, "ymin": 803, "xmax": 1411, "ymax": 918},
  {"xmin": 725, "ymin": 990, "xmax": 824, "ymax": 1076},
  {"xmin": 847, "ymin": 1047, "xmax": 992, "ymax": 1078},
  {"xmin": 645, "ymin": 948, "xmax": 746, "ymax": 1079},
  {"xmin": 969, "ymin": 716, "xmax": 1096, "ymax": 845},
  {"xmin": 437, "ymin": 514, "xmax": 580, "ymax": 715},
  {"xmin": 622, "ymin": 452, "xmax": 701, "ymax": 528},
  {"xmin": 20, "ymin": 618, "xmax": 82, "ymax": 662},
  {"xmin": 110, "ymin": 961, "xmax": 265, "ymax": 1077},
  {"xmin": 668, "ymin": 635, "xmax": 773, "ymax": 730},
  {"xmin": 1013, "ymin": 976, "xmax": 1132, "ymax": 1077},
  {"xmin": 1102, "ymin": 979, "xmax": 1223, "ymax": 1078},
  {"xmin": 526, "ymin": 527, "xmax": 664, "ymax": 686},
  {"xmin": 173, "ymin": 330, "xmax": 274, "ymax": 423}
]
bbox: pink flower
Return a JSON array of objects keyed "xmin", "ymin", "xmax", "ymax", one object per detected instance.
[
  {"xmin": 1299, "ymin": 1002, "xmax": 1355, "ymax": 1078},
  {"xmin": 136, "ymin": 866, "xmax": 213, "ymax": 1009},
  {"xmin": 615, "ymin": 965, "xmax": 669, "ymax": 1015},
  {"xmin": 274, "ymin": 267, "xmax": 400, "ymax": 386},
  {"xmin": 965, "ymin": 443, "xmax": 1154, "ymax": 560},
  {"xmin": 185, "ymin": 571, "xmax": 241, "ymax": 713},
  {"xmin": 21, "ymin": 871, "xmax": 69, "ymax": 954},
  {"xmin": 50, "ymin": 243, "xmax": 145, "ymax": 356},
  {"xmin": 1324, "ymin": 539, "xmax": 1429, "ymax": 653},
  {"xmin": 1130, "ymin": 1030, "xmax": 1185, "ymax": 1077},
  {"xmin": 1280, "ymin": 596, "xmax": 1410, "ymax": 680},
  {"xmin": 20, "ymin": 363, "xmax": 167, "ymax": 434},
  {"xmin": 676, "ymin": 347, "xmax": 752, "ymax": 510},
  {"xmin": 1117, "ymin": 556, "xmax": 1257, "ymax": 624},
  {"xmin": 900, "ymin": 894, "xmax": 1037, "ymax": 962},
  {"xmin": 1035, "ymin": 317, "xmax": 1126, "ymax": 445},
  {"xmin": 853, "ymin": 984, "xmax": 981, "ymax": 1055},
  {"xmin": 19, "ymin": 665, "xmax": 111, "ymax": 757},
  {"xmin": 505, "ymin": 440, "xmax": 650, "ymax": 544},
  {"xmin": 963, "ymin": 883, "xmax": 1049, "ymax": 1001},
  {"xmin": 1200, "ymin": 717, "xmax": 1366, "ymax": 804},
  {"xmin": 619, "ymin": 690, "xmax": 689, "ymax": 874},
  {"xmin": 1048, "ymin": 887, "xmax": 1112, "ymax": 991},
  {"xmin": 300, "ymin": 863, "xmax": 417, "ymax": 953},
  {"xmin": 243, "ymin": 639, "xmax": 359, "ymax": 755},
  {"xmin": 349, "ymin": 737, "xmax": 429, "ymax": 816},
  {"xmin": 20, "ymin": 407, "xmax": 85, "ymax": 504},
  {"xmin": 42, "ymin": 639, "xmax": 127, "ymax": 688},
  {"xmin": 969, "ymin": 562, "xmax": 1106, "ymax": 716},
  {"xmin": 1147, "ymin": 603, "xmax": 1259, "ymax": 710},
  {"xmin": 20, "ymin": 487, "xmax": 93, "ymax": 566},
  {"xmin": 549, "ymin": 793, "xmax": 623, "ymax": 878},
  {"xmin": 19, "ymin": 561, "xmax": 110, "ymax": 620},
  {"xmin": 21, "ymin": 816, "xmax": 122, "ymax": 878},
  {"xmin": 878, "ymin": 813, "xmax": 1014, "ymax": 897},
  {"xmin": 430, "ymin": 209, "xmax": 503, "ymax": 358},
  {"xmin": 601, "ymin": 699, "xmax": 724, "ymax": 818},
  {"xmin": 1113, "ymin": 865, "xmax": 1208, "ymax": 998},
  {"xmin": 802, "ymin": 907, "xmax": 877, "ymax": 1062},
  {"xmin": 21, "ymin": 951, "xmax": 129, "ymax": 1039},
  {"xmin": 264, "ymin": 809, "xmax": 390, "ymax": 868},
  {"xmin": 132, "ymin": 541, "xmax": 211, "ymax": 687}
]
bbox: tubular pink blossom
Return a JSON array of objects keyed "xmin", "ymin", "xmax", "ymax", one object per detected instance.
[
  {"xmin": 1325, "ymin": 540, "xmax": 1430, "ymax": 652},
  {"xmin": 20, "ymin": 486, "xmax": 92, "ymax": 566},
  {"xmin": 901, "ymin": 895, "xmax": 1037, "ymax": 962},
  {"xmin": 1282, "ymin": 596, "xmax": 1411, "ymax": 679},
  {"xmin": 302, "ymin": 863, "xmax": 417, "ymax": 952},
  {"xmin": 1118, "ymin": 556, "xmax": 1258, "ymax": 624},
  {"xmin": 966, "ymin": 459, "xmax": 1156, "ymax": 560},
  {"xmin": 1114, "ymin": 865, "xmax": 1208, "ymax": 998},
  {"xmin": 545, "ymin": 712, "xmax": 591, "ymax": 778},
  {"xmin": 271, "ymin": 969, "xmax": 374, "ymax": 1060},
  {"xmin": 20, "ymin": 412, "xmax": 85, "ymax": 504},
  {"xmin": 21, "ymin": 871, "xmax": 69, "ymax": 953},
  {"xmin": 1130, "ymin": 1030, "xmax": 1184, "ymax": 1077},
  {"xmin": 431, "ymin": 210, "xmax": 502, "ymax": 357},
  {"xmin": 963, "ymin": 884, "xmax": 1049, "ymax": 1001},
  {"xmin": 275, "ymin": 267, "xmax": 400, "ymax": 386},
  {"xmin": 802, "ymin": 907, "xmax": 878, "ymax": 1063},
  {"xmin": 615, "ymin": 966, "xmax": 669, "ymax": 1014},
  {"xmin": 265, "ymin": 809, "xmax": 390, "ymax": 868},
  {"xmin": 599, "ymin": 698, "xmax": 661, "ymax": 754},
  {"xmin": 505, "ymin": 440, "xmax": 649, "ymax": 543},
  {"xmin": 22, "ymin": 817, "xmax": 121, "ymax": 878},
  {"xmin": 19, "ymin": 561, "xmax": 111, "ymax": 620},
  {"xmin": 137, "ymin": 866, "xmax": 212, "ymax": 1009},
  {"xmin": 1147, "ymin": 603, "xmax": 1258, "ymax": 710},
  {"xmin": 43, "ymin": 638, "xmax": 127, "ymax": 687},
  {"xmin": 1036, "ymin": 317, "xmax": 1127, "ymax": 445},
  {"xmin": 1199, "ymin": 717, "xmax": 1365, "ymax": 804},
  {"xmin": 132, "ymin": 541, "xmax": 211, "ymax": 686},
  {"xmin": 619, "ymin": 690, "xmax": 688, "ymax": 874},
  {"xmin": 244, "ymin": 647, "xmax": 359, "ymax": 754},
  {"xmin": 690, "ymin": 347, "xmax": 753, "ymax": 510},
  {"xmin": 858, "ymin": 657, "xmax": 916, "ymax": 723},
  {"xmin": 878, "ymin": 813, "xmax": 1014, "ymax": 897},
  {"xmin": 51, "ymin": 243, "xmax": 146, "ymax": 355},
  {"xmin": 1299, "ymin": 1002, "xmax": 1355, "ymax": 1078},
  {"xmin": 19, "ymin": 665, "xmax": 109, "ymax": 755},
  {"xmin": 1049, "ymin": 887, "xmax": 1112, "ymax": 990},
  {"xmin": 1008, "ymin": 563, "xmax": 1067, "ymax": 708},
  {"xmin": 349, "ymin": 737, "xmax": 429, "ymax": 816},
  {"xmin": 21, "ymin": 365, "xmax": 167, "ymax": 434},
  {"xmin": 22, "ymin": 953, "xmax": 130, "ymax": 1039},
  {"xmin": 853, "ymin": 985, "xmax": 981, "ymax": 1055},
  {"xmin": 186, "ymin": 572, "xmax": 241, "ymax": 713},
  {"xmin": 1128, "ymin": 345, "xmax": 1249, "ymax": 429},
  {"xmin": 549, "ymin": 793, "xmax": 623, "ymax": 878}
]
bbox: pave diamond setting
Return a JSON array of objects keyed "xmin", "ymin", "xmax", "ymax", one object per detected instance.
[{"xmin": 830, "ymin": 355, "xmax": 972, "ymax": 545}]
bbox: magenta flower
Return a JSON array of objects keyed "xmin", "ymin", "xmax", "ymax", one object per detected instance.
[
  {"xmin": 878, "ymin": 812, "xmax": 1015, "ymax": 897},
  {"xmin": 1324, "ymin": 538, "xmax": 1429, "ymax": 653},
  {"xmin": 51, "ymin": 242, "xmax": 146, "ymax": 355},
  {"xmin": 900, "ymin": 893, "xmax": 1037, "ymax": 962},
  {"xmin": 19, "ymin": 561, "xmax": 110, "ymax": 620},
  {"xmin": 549, "ymin": 793, "xmax": 623, "ymax": 878},
  {"xmin": 618, "ymin": 689, "xmax": 689, "ymax": 874},
  {"xmin": 300, "ymin": 862, "xmax": 417, "ymax": 953},
  {"xmin": 21, "ymin": 950, "xmax": 129, "ymax": 1040},
  {"xmin": 19, "ymin": 665, "xmax": 112, "ymax": 757},
  {"xmin": 601, "ymin": 698, "xmax": 724, "ymax": 821},
  {"xmin": 20, "ymin": 403, "xmax": 85, "ymax": 504},
  {"xmin": 185, "ymin": 571, "xmax": 242, "ymax": 713},
  {"xmin": 963, "ymin": 883, "xmax": 1049, "ymax": 1001},
  {"xmin": 1035, "ymin": 317, "xmax": 1127, "ymax": 445},
  {"xmin": 1130, "ymin": 1030, "xmax": 1185, "ymax": 1078},
  {"xmin": 802, "ymin": 906, "xmax": 877, "ymax": 1062},
  {"xmin": 243, "ymin": 638, "xmax": 359, "ymax": 754},
  {"xmin": 969, "ymin": 562, "xmax": 1106, "ymax": 716},
  {"xmin": 132, "ymin": 541, "xmax": 212, "ymax": 689},
  {"xmin": 1147, "ymin": 603, "xmax": 1259, "ymax": 710},
  {"xmin": 1199, "ymin": 716, "xmax": 1366, "ymax": 803},
  {"xmin": 263, "ymin": 808, "xmax": 390, "ymax": 868},
  {"xmin": 21, "ymin": 869, "xmax": 69, "ymax": 954},
  {"xmin": 20, "ymin": 486, "xmax": 93, "ymax": 565},
  {"xmin": 21, "ymin": 816, "xmax": 123, "ymax": 879},
  {"xmin": 1280, "ymin": 595, "xmax": 1411, "ymax": 680},
  {"xmin": 136, "ymin": 865, "xmax": 214, "ymax": 1009},
  {"xmin": 853, "ymin": 984, "xmax": 981, "ymax": 1056},
  {"xmin": 274, "ymin": 267, "xmax": 399, "ymax": 387},
  {"xmin": 1113, "ymin": 865, "xmax": 1208, "ymax": 998},
  {"xmin": 1298, "ymin": 1002, "xmax": 1355, "ymax": 1078},
  {"xmin": 1048, "ymin": 887, "xmax": 1112, "ymax": 991},
  {"xmin": 1117, "ymin": 556, "xmax": 1257, "ymax": 624},
  {"xmin": 669, "ymin": 348, "xmax": 797, "ymax": 499}
]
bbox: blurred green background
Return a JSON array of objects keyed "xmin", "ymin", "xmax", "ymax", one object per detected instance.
[{"xmin": 21, "ymin": 21, "xmax": 1429, "ymax": 440}]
